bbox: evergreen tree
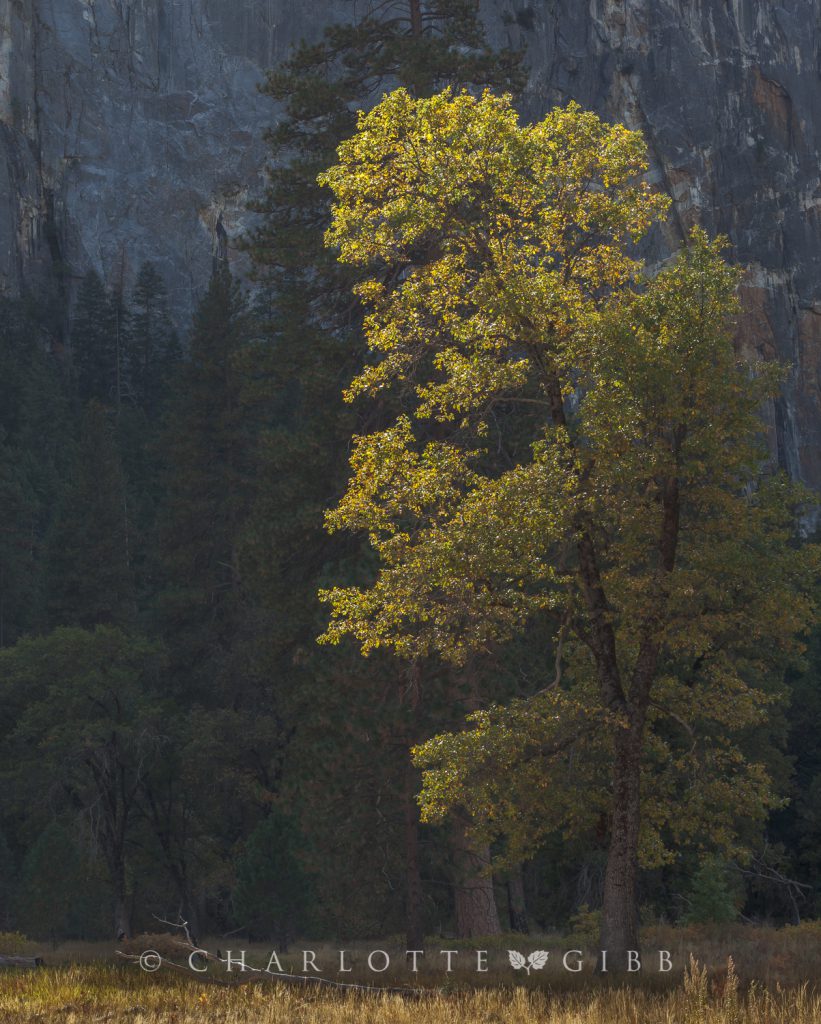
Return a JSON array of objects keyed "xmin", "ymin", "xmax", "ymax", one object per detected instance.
[
  {"xmin": 0, "ymin": 826, "xmax": 15, "ymax": 931},
  {"xmin": 14, "ymin": 822, "xmax": 90, "ymax": 943},
  {"xmin": 127, "ymin": 262, "xmax": 181, "ymax": 414},
  {"xmin": 0, "ymin": 296, "xmax": 71, "ymax": 642},
  {"xmin": 148, "ymin": 265, "xmax": 288, "ymax": 935},
  {"xmin": 245, "ymin": 0, "xmax": 524, "ymax": 606},
  {"xmin": 158, "ymin": 263, "xmax": 258, "ymax": 693},
  {"xmin": 243, "ymin": 0, "xmax": 525, "ymax": 947},
  {"xmin": 47, "ymin": 402, "xmax": 136, "ymax": 629},
  {"xmin": 233, "ymin": 810, "xmax": 311, "ymax": 949},
  {"xmin": 683, "ymin": 857, "xmax": 742, "ymax": 925},
  {"xmin": 0, "ymin": 430, "xmax": 38, "ymax": 646},
  {"xmin": 112, "ymin": 264, "xmax": 181, "ymax": 624},
  {"xmin": 773, "ymin": 623, "xmax": 821, "ymax": 917},
  {"xmin": 71, "ymin": 271, "xmax": 119, "ymax": 405}
]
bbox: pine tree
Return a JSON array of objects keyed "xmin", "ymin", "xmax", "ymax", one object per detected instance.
[
  {"xmin": 127, "ymin": 262, "xmax": 181, "ymax": 414},
  {"xmin": 0, "ymin": 826, "xmax": 15, "ymax": 931},
  {"xmin": 158, "ymin": 263, "xmax": 257, "ymax": 694},
  {"xmin": 243, "ymin": 2, "xmax": 525, "ymax": 945},
  {"xmin": 46, "ymin": 401, "xmax": 136, "ymax": 629},
  {"xmin": 15, "ymin": 822, "xmax": 87, "ymax": 944},
  {"xmin": 149, "ymin": 266, "xmax": 285, "ymax": 934},
  {"xmin": 111, "ymin": 263, "xmax": 182, "ymax": 620},
  {"xmin": 683, "ymin": 857, "xmax": 741, "ymax": 925},
  {"xmin": 71, "ymin": 271, "xmax": 119, "ymax": 405},
  {"xmin": 0, "ymin": 430, "xmax": 38, "ymax": 646},
  {"xmin": 0, "ymin": 296, "xmax": 71, "ymax": 642},
  {"xmin": 233, "ymin": 810, "xmax": 311, "ymax": 949}
]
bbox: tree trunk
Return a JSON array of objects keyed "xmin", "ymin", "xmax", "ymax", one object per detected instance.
[
  {"xmin": 451, "ymin": 820, "xmax": 501, "ymax": 938},
  {"xmin": 401, "ymin": 662, "xmax": 425, "ymax": 950},
  {"xmin": 176, "ymin": 885, "xmax": 200, "ymax": 945},
  {"xmin": 164, "ymin": 851, "xmax": 199, "ymax": 942},
  {"xmin": 446, "ymin": 664, "xmax": 501, "ymax": 939},
  {"xmin": 141, "ymin": 783, "xmax": 200, "ymax": 940},
  {"xmin": 114, "ymin": 894, "xmax": 131, "ymax": 941},
  {"xmin": 408, "ymin": 0, "xmax": 423, "ymax": 37},
  {"xmin": 404, "ymin": 762, "xmax": 425, "ymax": 950},
  {"xmin": 506, "ymin": 866, "xmax": 530, "ymax": 934},
  {"xmin": 111, "ymin": 856, "xmax": 132, "ymax": 940},
  {"xmin": 598, "ymin": 714, "xmax": 644, "ymax": 970}
]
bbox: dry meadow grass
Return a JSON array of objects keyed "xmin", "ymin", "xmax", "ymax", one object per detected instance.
[{"xmin": 1, "ymin": 924, "xmax": 820, "ymax": 1023}]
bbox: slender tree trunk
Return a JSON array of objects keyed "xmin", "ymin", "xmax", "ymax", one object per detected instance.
[
  {"xmin": 114, "ymin": 901, "xmax": 131, "ymax": 941},
  {"xmin": 172, "ymin": 872, "xmax": 199, "ymax": 942},
  {"xmin": 446, "ymin": 663, "xmax": 501, "ymax": 938},
  {"xmin": 104, "ymin": 827, "xmax": 132, "ymax": 940},
  {"xmin": 598, "ymin": 713, "xmax": 645, "ymax": 969},
  {"xmin": 409, "ymin": 0, "xmax": 423, "ymax": 37},
  {"xmin": 404, "ymin": 763, "xmax": 425, "ymax": 950},
  {"xmin": 402, "ymin": 662, "xmax": 425, "ymax": 949},
  {"xmin": 506, "ymin": 866, "xmax": 530, "ymax": 934},
  {"xmin": 113, "ymin": 881, "xmax": 132, "ymax": 940},
  {"xmin": 451, "ymin": 819, "xmax": 501, "ymax": 938},
  {"xmin": 140, "ymin": 783, "xmax": 200, "ymax": 939}
]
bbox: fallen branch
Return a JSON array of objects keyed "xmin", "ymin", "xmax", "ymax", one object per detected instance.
[
  {"xmin": 732, "ymin": 852, "xmax": 811, "ymax": 925},
  {"xmin": 0, "ymin": 955, "xmax": 44, "ymax": 968}
]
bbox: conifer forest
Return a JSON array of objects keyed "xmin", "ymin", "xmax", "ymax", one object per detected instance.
[{"xmin": 1, "ymin": 2, "xmax": 821, "ymax": 1003}]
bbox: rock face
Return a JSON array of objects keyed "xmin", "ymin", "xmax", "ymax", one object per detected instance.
[
  {"xmin": 1, "ymin": 0, "xmax": 820, "ymax": 498},
  {"xmin": 0, "ymin": 0, "xmax": 345, "ymax": 319},
  {"xmin": 496, "ymin": 0, "xmax": 821, "ymax": 500}
]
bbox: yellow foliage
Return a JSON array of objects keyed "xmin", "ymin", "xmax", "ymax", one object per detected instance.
[{"xmin": 316, "ymin": 87, "xmax": 821, "ymax": 869}]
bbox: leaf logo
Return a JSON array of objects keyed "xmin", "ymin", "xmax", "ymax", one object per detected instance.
[
  {"xmin": 508, "ymin": 950, "xmax": 549, "ymax": 975},
  {"xmin": 508, "ymin": 950, "xmax": 527, "ymax": 971}
]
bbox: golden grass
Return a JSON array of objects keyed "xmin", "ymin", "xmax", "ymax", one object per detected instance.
[
  {"xmin": 1, "ymin": 960, "xmax": 820, "ymax": 1023},
  {"xmin": 1, "ymin": 925, "xmax": 820, "ymax": 1023}
]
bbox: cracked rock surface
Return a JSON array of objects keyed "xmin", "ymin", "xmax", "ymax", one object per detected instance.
[{"xmin": 1, "ymin": 1, "xmax": 820, "ymax": 498}]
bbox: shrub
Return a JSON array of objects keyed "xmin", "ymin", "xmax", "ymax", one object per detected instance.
[
  {"xmin": 233, "ymin": 810, "xmax": 311, "ymax": 950},
  {"xmin": 565, "ymin": 905, "xmax": 601, "ymax": 948},
  {"xmin": 0, "ymin": 931, "xmax": 37, "ymax": 954},
  {"xmin": 118, "ymin": 933, "xmax": 191, "ymax": 960},
  {"xmin": 683, "ymin": 857, "xmax": 741, "ymax": 925},
  {"xmin": 14, "ymin": 822, "xmax": 106, "ymax": 943}
]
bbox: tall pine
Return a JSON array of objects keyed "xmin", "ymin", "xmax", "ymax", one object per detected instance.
[
  {"xmin": 127, "ymin": 262, "xmax": 181, "ymax": 415},
  {"xmin": 244, "ymin": 1, "xmax": 524, "ymax": 944},
  {"xmin": 47, "ymin": 401, "xmax": 136, "ymax": 629},
  {"xmin": 158, "ymin": 263, "xmax": 257, "ymax": 695},
  {"xmin": 153, "ymin": 263, "xmax": 288, "ymax": 933},
  {"xmin": 0, "ymin": 296, "xmax": 71, "ymax": 642},
  {"xmin": 71, "ymin": 271, "xmax": 119, "ymax": 405}
]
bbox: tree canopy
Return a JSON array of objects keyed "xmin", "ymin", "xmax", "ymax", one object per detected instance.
[
  {"xmin": 2, "ymin": 32, "xmax": 821, "ymax": 950},
  {"xmin": 317, "ymin": 87, "xmax": 820, "ymax": 963}
]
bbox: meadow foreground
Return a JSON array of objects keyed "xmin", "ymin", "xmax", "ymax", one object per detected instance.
[{"xmin": 2, "ymin": 925, "xmax": 821, "ymax": 1023}]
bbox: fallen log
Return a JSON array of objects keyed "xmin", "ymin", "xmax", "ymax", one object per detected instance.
[{"xmin": 0, "ymin": 955, "xmax": 44, "ymax": 968}]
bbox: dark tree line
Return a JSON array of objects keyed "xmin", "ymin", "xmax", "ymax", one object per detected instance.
[{"xmin": 0, "ymin": 0, "xmax": 820, "ymax": 947}]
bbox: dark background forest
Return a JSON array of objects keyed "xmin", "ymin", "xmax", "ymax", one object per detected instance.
[{"xmin": 1, "ymin": 1, "xmax": 820, "ymax": 948}]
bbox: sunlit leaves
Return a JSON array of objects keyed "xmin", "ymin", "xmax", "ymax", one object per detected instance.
[{"xmin": 316, "ymin": 87, "xmax": 821, "ymax": 867}]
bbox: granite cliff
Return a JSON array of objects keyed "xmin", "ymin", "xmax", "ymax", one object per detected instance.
[{"xmin": 1, "ymin": 1, "xmax": 820, "ymax": 496}]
